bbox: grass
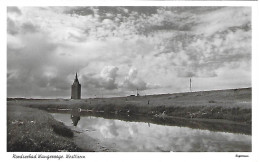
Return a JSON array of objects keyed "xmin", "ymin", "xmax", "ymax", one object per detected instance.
[
  {"xmin": 7, "ymin": 88, "xmax": 252, "ymax": 123},
  {"xmin": 7, "ymin": 105, "xmax": 82, "ymax": 152}
]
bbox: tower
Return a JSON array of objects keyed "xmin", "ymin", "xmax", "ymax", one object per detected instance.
[{"xmin": 71, "ymin": 73, "xmax": 81, "ymax": 99}]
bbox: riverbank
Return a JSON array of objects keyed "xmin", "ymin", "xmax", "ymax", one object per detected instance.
[
  {"xmin": 8, "ymin": 88, "xmax": 252, "ymax": 124},
  {"xmin": 7, "ymin": 87, "xmax": 252, "ymax": 151},
  {"xmin": 7, "ymin": 105, "xmax": 85, "ymax": 152}
]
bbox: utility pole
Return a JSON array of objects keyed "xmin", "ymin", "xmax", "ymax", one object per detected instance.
[{"xmin": 190, "ymin": 78, "xmax": 192, "ymax": 92}]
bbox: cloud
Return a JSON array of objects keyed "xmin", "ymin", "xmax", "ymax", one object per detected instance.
[
  {"xmin": 21, "ymin": 22, "xmax": 39, "ymax": 33},
  {"xmin": 7, "ymin": 18, "xmax": 19, "ymax": 35},
  {"xmin": 100, "ymin": 66, "xmax": 119, "ymax": 90},
  {"xmin": 7, "ymin": 19, "xmax": 39, "ymax": 35},
  {"xmin": 122, "ymin": 68, "xmax": 148, "ymax": 91},
  {"xmin": 193, "ymin": 7, "xmax": 251, "ymax": 36},
  {"xmin": 81, "ymin": 66, "xmax": 119, "ymax": 90},
  {"xmin": 152, "ymin": 12, "xmax": 251, "ymax": 78},
  {"xmin": 7, "ymin": 7, "xmax": 22, "ymax": 15},
  {"xmin": 81, "ymin": 66, "xmax": 160, "ymax": 94},
  {"xmin": 7, "ymin": 7, "xmax": 251, "ymax": 98}
]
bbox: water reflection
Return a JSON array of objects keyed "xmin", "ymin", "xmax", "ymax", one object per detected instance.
[
  {"xmin": 71, "ymin": 108, "xmax": 81, "ymax": 126},
  {"xmin": 51, "ymin": 113, "xmax": 251, "ymax": 152},
  {"xmin": 47, "ymin": 109, "xmax": 251, "ymax": 135}
]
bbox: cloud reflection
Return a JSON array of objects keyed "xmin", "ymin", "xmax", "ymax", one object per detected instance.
[{"xmin": 51, "ymin": 113, "xmax": 251, "ymax": 152}]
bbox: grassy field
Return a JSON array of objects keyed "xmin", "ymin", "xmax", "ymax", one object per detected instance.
[
  {"xmin": 8, "ymin": 88, "xmax": 252, "ymax": 123},
  {"xmin": 7, "ymin": 87, "xmax": 251, "ymax": 151},
  {"xmin": 7, "ymin": 105, "xmax": 83, "ymax": 152}
]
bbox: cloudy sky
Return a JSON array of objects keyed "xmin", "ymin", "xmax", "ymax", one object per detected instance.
[{"xmin": 7, "ymin": 7, "xmax": 251, "ymax": 98}]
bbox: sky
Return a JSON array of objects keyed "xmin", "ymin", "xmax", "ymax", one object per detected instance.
[{"xmin": 7, "ymin": 6, "xmax": 251, "ymax": 98}]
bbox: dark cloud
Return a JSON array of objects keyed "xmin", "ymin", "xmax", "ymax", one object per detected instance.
[
  {"xmin": 65, "ymin": 7, "xmax": 198, "ymax": 36},
  {"xmin": 7, "ymin": 18, "xmax": 19, "ymax": 35},
  {"xmin": 7, "ymin": 7, "xmax": 22, "ymax": 15},
  {"xmin": 7, "ymin": 32, "xmax": 69, "ymax": 97},
  {"xmin": 21, "ymin": 22, "xmax": 38, "ymax": 33},
  {"xmin": 66, "ymin": 6, "xmax": 160, "ymax": 18},
  {"xmin": 178, "ymin": 71, "xmax": 197, "ymax": 78},
  {"xmin": 82, "ymin": 66, "xmax": 119, "ymax": 90},
  {"xmin": 165, "ymin": 7, "xmax": 224, "ymax": 15},
  {"xmin": 7, "ymin": 19, "xmax": 39, "ymax": 35},
  {"xmin": 65, "ymin": 7, "xmax": 95, "ymax": 16},
  {"xmin": 35, "ymin": 75, "xmax": 70, "ymax": 90}
]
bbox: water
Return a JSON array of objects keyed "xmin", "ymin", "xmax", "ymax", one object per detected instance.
[{"xmin": 51, "ymin": 113, "xmax": 251, "ymax": 152}]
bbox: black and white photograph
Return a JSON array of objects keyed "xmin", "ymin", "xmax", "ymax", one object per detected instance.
[{"xmin": 6, "ymin": 6, "xmax": 253, "ymax": 154}]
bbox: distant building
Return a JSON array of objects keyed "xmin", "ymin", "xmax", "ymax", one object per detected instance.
[{"xmin": 71, "ymin": 73, "xmax": 81, "ymax": 99}]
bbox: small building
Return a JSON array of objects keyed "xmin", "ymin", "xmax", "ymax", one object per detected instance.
[{"xmin": 71, "ymin": 73, "xmax": 81, "ymax": 99}]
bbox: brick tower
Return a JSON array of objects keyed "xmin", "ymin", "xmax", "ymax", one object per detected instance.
[{"xmin": 71, "ymin": 73, "xmax": 81, "ymax": 99}]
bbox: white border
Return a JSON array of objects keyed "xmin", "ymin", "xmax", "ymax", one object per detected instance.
[
  {"xmin": 1, "ymin": 0, "xmax": 258, "ymax": 6},
  {"xmin": 1, "ymin": 1, "xmax": 259, "ymax": 162}
]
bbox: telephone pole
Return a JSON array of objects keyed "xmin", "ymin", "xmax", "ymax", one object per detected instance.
[{"xmin": 190, "ymin": 78, "xmax": 192, "ymax": 92}]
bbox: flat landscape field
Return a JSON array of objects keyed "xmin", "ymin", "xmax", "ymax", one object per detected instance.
[
  {"xmin": 8, "ymin": 87, "xmax": 252, "ymax": 122},
  {"xmin": 7, "ymin": 88, "xmax": 252, "ymax": 152}
]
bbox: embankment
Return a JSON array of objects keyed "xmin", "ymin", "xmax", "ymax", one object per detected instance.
[
  {"xmin": 7, "ymin": 105, "xmax": 85, "ymax": 152},
  {"xmin": 7, "ymin": 88, "xmax": 252, "ymax": 136}
]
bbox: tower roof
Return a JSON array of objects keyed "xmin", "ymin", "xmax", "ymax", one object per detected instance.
[{"xmin": 74, "ymin": 72, "xmax": 79, "ymax": 83}]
